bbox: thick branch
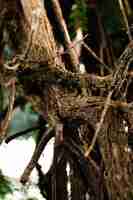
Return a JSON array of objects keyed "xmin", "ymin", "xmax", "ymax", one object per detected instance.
[
  {"xmin": 51, "ymin": 0, "xmax": 80, "ymax": 72},
  {"xmin": 19, "ymin": 0, "xmax": 59, "ymax": 65}
]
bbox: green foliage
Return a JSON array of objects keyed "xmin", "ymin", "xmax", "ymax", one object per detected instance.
[
  {"xmin": 0, "ymin": 171, "xmax": 12, "ymax": 199},
  {"xmin": 97, "ymin": 0, "xmax": 125, "ymax": 34},
  {"xmin": 69, "ymin": 0, "xmax": 88, "ymax": 34},
  {"xmin": 69, "ymin": 0, "xmax": 126, "ymax": 42}
]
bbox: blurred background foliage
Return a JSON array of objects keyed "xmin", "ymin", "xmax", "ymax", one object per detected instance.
[
  {"xmin": 0, "ymin": 170, "xmax": 12, "ymax": 199},
  {"xmin": 69, "ymin": 0, "xmax": 132, "ymax": 58}
]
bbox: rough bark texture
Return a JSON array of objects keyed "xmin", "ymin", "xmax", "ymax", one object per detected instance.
[
  {"xmin": 0, "ymin": 0, "xmax": 133, "ymax": 200},
  {"xmin": 98, "ymin": 109, "xmax": 133, "ymax": 200}
]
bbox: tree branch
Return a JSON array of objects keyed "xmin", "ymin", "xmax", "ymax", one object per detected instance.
[
  {"xmin": 20, "ymin": 127, "xmax": 54, "ymax": 184},
  {"xmin": 51, "ymin": 0, "xmax": 80, "ymax": 72}
]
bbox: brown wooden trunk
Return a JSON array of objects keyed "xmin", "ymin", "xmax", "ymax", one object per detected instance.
[
  {"xmin": 0, "ymin": 1, "xmax": 133, "ymax": 200},
  {"xmin": 98, "ymin": 109, "xmax": 133, "ymax": 200}
]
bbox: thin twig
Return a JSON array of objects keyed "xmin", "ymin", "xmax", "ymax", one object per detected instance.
[
  {"xmin": 82, "ymin": 42, "xmax": 112, "ymax": 73},
  {"xmin": 85, "ymin": 42, "xmax": 133, "ymax": 157},
  {"xmin": 85, "ymin": 90, "xmax": 113, "ymax": 158},
  {"xmin": 118, "ymin": 0, "xmax": 132, "ymax": 41},
  {"xmin": 5, "ymin": 125, "xmax": 41, "ymax": 143}
]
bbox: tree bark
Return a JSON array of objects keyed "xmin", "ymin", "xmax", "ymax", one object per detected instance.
[{"xmin": 0, "ymin": 0, "xmax": 133, "ymax": 200}]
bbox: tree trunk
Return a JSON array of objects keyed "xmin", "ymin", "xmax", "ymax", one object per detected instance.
[
  {"xmin": 98, "ymin": 109, "xmax": 133, "ymax": 200},
  {"xmin": 0, "ymin": 0, "xmax": 133, "ymax": 200}
]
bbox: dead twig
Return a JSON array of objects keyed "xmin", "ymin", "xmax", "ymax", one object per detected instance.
[
  {"xmin": 85, "ymin": 90, "xmax": 113, "ymax": 158},
  {"xmin": 82, "ymin": 42, "xmax": 112, "ymax": 73}
]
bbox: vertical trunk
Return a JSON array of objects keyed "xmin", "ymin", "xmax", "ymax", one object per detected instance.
[
  {"xmin": 98, "ymin": 108, "xmax": 133, "ymax": 200},
  {"xmin": 19, "ymin": 0, "xmax": 58, "ymax": 65}
]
